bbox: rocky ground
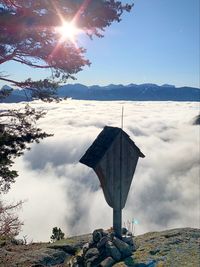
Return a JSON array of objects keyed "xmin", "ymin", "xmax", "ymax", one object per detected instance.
[
  {"xmin": 114, "ymin": 228, "xmax": 200, "ymax": 267},
  {"xmin": 0, "ymin": 228, "xmax": 199, "ymax": 266}
]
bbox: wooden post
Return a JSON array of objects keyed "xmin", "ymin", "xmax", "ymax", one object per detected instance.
[
  {"xmin": 113, "ymin": 131, "xmax": 122, "ymax": 239},
  {"xmin": 113, "ymin": 208, "xmax": 122, "ymax": 238}
]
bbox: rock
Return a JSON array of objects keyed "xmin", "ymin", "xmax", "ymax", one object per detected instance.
[
  {"xmin": 48, "ymin": 244, "xmax": 76, "ymax": 254},
  {"xmin": 37, "ymin": 249, "xmax": 67, "ymax": 265},
  {"xmin": 85, "ymin": 255, "xmax": 100, "ymax": 267},
  {"xmin": 109, "ymin": 232, "xmax": 115, "ymax": 241},
  {"xmin": 122, "ymin": 228, "xmax": 128, "ymax": 235},
  {"xmin": 24, "ymin": 248, "xmax": 69, "ymax": 266},
  {"xmin": 127, "ymin": 231, "xmax": 133, "ymax": 237},
  {"xmin": 97, "ymin": 236, "xmax": 109, "ymax": 249},
  {"xmin": 106, "ymin": 241, "xmax": 121, "ymax": 261},
  {"xmin": 93, "ymin": 229, "xmax": 103, "ymax": 243},
  {"xmin": 84, "ymin": 248, "xmax": 100, "ymax": 260},
  {"xmin": 76, "ymin": 255, "xmax": 84, "ymax": 264},
  {"xmin": 122, "ymin": 236, "xmax": 135, "ymax": 249},
  {"xmin": 113, "ymin": 237, "xmax": 132, "ymax": 258},
  {"xmin": 88, "ymin": 240, "xmax": 96, "ymax": 249},
  {"xmin": 82, "ymin": 242, "xmax": 90, "ymax": 254},
  {"xmin": 100, "ymin": 256, "xmax": 115, "ymax": 267}
]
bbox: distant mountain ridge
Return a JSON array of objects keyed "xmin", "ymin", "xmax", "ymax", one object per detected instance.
[{"xmin": 0, "ymin": 83, "xmax": 199, "ymax": 102}]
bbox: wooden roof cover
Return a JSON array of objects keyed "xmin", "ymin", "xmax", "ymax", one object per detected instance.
[{"xmin": 80, "ymin": 126, "xmax": 145, "ymax": 168}]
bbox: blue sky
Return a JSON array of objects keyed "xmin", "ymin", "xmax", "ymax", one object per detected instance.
[{"xmin": 0, "ymin": 0, "xmax": 199, "ymax": 88}]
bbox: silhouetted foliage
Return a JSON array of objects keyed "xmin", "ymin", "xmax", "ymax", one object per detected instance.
[
  {"xmin": 0, "ymin": 105, "xmax": 52, "ymax": 193},
  {"xmin": 51, "ymin": 227, "xmax": 65, "ymax": 242},
  {"xmin": 0, "ymin": 200, "xmax": 23, "ymax": 239}
]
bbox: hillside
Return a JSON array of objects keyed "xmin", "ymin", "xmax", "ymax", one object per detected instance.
[
  {"xmin": 0, "ymin": 228, "xmax": 199, "ymax": 266},
  {"xmin": 0, "ymin": 83, "xmax": 199, "ymax": 102}
]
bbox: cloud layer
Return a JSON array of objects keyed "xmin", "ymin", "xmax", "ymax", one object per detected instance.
[{"xmin": 2, "ymin": 100, "xmax": 199, "ymax": 242}]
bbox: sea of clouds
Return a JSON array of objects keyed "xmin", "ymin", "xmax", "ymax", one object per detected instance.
[{"xmin": 1, "ymin": 100, "xmax": 199, "ymax": 242}]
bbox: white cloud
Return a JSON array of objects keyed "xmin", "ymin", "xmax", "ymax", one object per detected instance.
[{"xmin": 1, "ymin": 100, "xmax": 199, "ymax": 241}]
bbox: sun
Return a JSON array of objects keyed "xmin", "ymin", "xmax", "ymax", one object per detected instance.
[{"xmin": 57, "ymin": 21, "xmax": 81, "ymax": 43}]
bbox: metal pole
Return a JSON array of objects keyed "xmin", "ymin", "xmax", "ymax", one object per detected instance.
[
  {"xmin": 113, "ymin": 208, "xmax": 122, "ymax": 238},
  {"xmin": 121, "ymin": 106, "xmax": 124, "ymax": 129}
]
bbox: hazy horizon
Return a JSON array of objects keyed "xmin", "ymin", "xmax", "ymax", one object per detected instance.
[{"xmin": 2, "ymin": 82, "xmax": 200, "ymax": 90}]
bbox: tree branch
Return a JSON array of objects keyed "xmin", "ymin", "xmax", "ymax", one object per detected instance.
[
  {"xmin": 12, "ymin": 58, "xmax": 53, "ymax": 69},
  {"xmin": 0, "ymin": 77, "xmax": 18, "ymax": 85},
  {"xmin": 0, "ymin": 50, "xmax": 17, "ymax": 64}
]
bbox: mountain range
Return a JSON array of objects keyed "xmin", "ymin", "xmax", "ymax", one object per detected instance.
[{"xmin": 1, "ymin": 83, "xmax": 199, "ymax": 102}]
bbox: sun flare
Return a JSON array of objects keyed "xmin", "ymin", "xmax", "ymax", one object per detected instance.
[{"xmin": 57, "ymin": 21, "xmax": 81, "ymax": 43}]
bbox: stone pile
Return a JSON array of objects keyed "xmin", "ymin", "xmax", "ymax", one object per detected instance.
[{"xmin": 69, "ymin": 228, "xmax": 135, "ymax": 267}]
